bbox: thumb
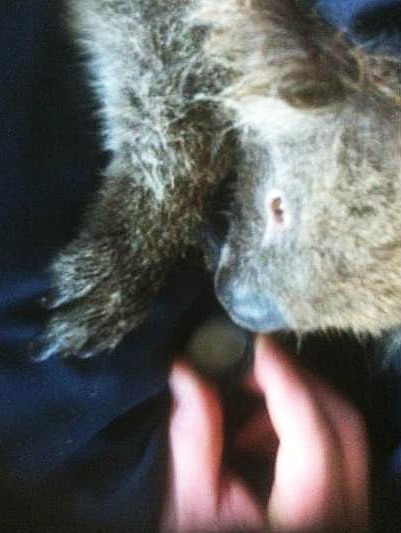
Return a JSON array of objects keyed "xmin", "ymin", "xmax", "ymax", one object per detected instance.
[{"xmin": 166, "ymin": 362, "xmax": 224, "ymax": 530}]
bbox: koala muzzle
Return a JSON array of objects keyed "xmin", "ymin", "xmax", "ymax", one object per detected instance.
[{"xmin": 215, "ymin": 272, "xmax": 288, "ymax": 333}]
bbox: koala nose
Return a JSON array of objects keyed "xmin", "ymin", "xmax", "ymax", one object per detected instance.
[{"xmin": 215, "ymin": 272, "xmax": 288, "ymax": 333}]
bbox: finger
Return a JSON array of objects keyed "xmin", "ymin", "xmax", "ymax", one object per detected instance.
[
  {"xmin": 218, "ymin": 476, "xmax": 266, "ymax": 531},
  {"xmin": 253, "ymin": 335, "xmax": 350, "ymax": 531},
  {"xmin": 306, "ymin": 375, "xmax": 369, "ymax": 530},
  {"xmin": 253, "ymin": 335, "xmax": 335, "ymax": 448},
  {"xmin": 166, "ymin": 362, "xmax": 266, "ymax": 533},
  {"xmin": 166, "ymin": 362, "xmax": 224, "ymax": 531}
]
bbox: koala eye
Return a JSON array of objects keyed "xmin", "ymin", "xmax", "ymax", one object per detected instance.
[
  {"xmin": 263, "ymin": 189, "xmax": 290, "ymax": 245},
  {"xmin": 271, "ymin": 196, "xmax": 284, "ymax": 224}
]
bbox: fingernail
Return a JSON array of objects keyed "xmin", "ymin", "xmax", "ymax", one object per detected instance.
[
  {"xmin": 168, "ymin": 362, "xmax": 195, "ymax": 403},
  {"xmin": 255, "ymin": 334, "xmax": 279, "ymax": 361}
]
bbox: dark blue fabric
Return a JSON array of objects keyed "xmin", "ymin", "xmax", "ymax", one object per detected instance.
[
  {"xmin": 0, "ymin": 2, "xmax": 208, "ymax": 532},
  {"xmin": 368, "ymin": 360, "xmax": 401, "ymax": 533},
  {"xmin": 316, "ymin": 0, "xmax": 401, "ymax": 54},
  {"xmin": 0, "ymin": 1, "xmax": 399, "ymax": 532}
]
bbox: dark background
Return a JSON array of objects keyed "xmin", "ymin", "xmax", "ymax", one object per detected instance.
[{"xmin": 0, "ymin": 1, "xmax": 399, "ymax": 532}]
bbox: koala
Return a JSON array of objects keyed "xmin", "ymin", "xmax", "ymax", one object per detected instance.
[{"xmin": 36, "ymin": 0, "xmax": 401, "ymax": 361}]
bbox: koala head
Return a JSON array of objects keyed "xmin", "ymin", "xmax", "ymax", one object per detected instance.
[
  {"xmin": 201, "ymin": 1, "xmax": 401, "ymax": 339},
  {"xmin": 213, "ymin": 98, "xmax": 401, "ymax": 338}
]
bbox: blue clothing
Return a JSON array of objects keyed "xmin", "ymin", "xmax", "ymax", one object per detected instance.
[
  {"xmin": 317, "ymin": 0, "xmax": 401, "ymax": 54},
  {"xmin": 0, "ymin": 1, "xmax": 399, "ymax": 532},
  {"xmin": 0, "ymin": 2, "xmax": 208, "ymax": 531}
]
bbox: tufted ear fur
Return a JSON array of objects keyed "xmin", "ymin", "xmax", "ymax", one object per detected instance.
[{"xmin": 191, "ymin": 0, "xmax": 400, "ymax": 109}]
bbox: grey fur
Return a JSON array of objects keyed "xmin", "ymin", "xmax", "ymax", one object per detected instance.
[{"xmin": 39, "ymin": 0, "xmax": 400, "ymax": 359}]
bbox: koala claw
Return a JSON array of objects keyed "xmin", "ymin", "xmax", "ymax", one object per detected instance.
[
  {"xmin": 29, "ymin": 336, "xmax": 70, "ymax": 362},
  {"xmin": 34, "ymin": 289, "xmax": 119, "ymax": 359},
  {"xmin": 40, "ymin": 291, "xmax": 72, "ymax": 312}
]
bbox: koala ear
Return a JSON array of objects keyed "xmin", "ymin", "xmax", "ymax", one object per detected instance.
[
  {"xmin": 197, "ymin": 0, "xmax": 400, "ymax": 112},
  {"xmin": 274, "ymin": 5, "xmax": 401, "ymax": 110},
  {"xmin": 270, "ymin": 4, "xmax": 353, "ymax": 109},
  {"xmin": 278, "ymin": 67, "xmax": 345, "ymax": 108}
]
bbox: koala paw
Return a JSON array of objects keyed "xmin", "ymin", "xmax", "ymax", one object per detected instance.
[
  {"xmin": 35, "ymin": 288, "xmax": 136, "ymax": 360},
  {"xmin": 33, "ymin": 243, "xmax": 146, "ymax": 360},
  {"xmin": 34, "ymin": 291, "xmax": 132, "ymax": 361}
]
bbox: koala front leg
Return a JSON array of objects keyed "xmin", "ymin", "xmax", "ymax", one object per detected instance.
[
  {"xmin": 38, "ymin": 172, "xmax": 199, "ymax": 360},
  {"xmin": 35, "ymin": 99, "xmax": 230, "ymax": 360}
]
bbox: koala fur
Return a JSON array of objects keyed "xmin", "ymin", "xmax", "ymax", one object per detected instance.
[{"xmin": 37, "ymin": 0, "xmax": 401, "ymax": 360}]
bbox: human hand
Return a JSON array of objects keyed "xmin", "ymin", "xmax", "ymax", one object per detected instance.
[{"xmin": 163, "ymin": 335, "xmax": 369, "ymax": 533}]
